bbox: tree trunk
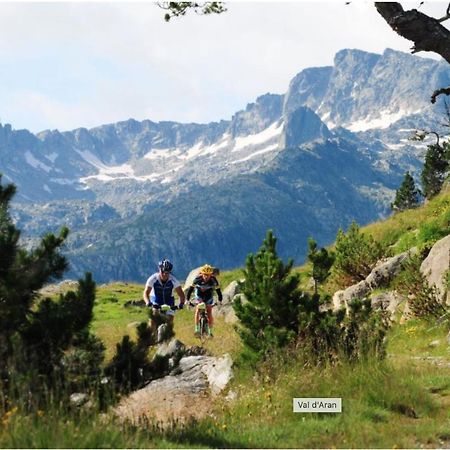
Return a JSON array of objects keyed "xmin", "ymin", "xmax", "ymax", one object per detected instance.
[{"xmin": 375, "ymin": 2, "xmax": 450, "ymax": 102}]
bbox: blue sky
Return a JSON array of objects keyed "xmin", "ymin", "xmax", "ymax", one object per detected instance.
[{"xmin": 0, "ymin": 1, "xmax": 447, "ymax": 133}]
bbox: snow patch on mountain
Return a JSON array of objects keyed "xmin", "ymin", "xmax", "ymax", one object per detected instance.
[
  {"xmin": 231, "ymin": 143, "xmax": 279, "ymax": 164},
  {"xmin": 46, "ymin": 152, "xmax": 58, "ymax": 163},
  {"xmin": 346, "ymin": 109, "xmax": 423, "ymax": 132},
  {"xmin": 232, "ymin": 121, "xmax": 282, "ymax": 152},
  {"xmin": 77, "ymin": 121, "xmax": 284, "ymax": 186},
  {"xmin": 25, "ymin": 151, "xmax": 52, "ymax": 173}
]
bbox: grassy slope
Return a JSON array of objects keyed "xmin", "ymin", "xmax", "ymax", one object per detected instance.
[{"xmin": 3, "ymin": 194, "xmax": 450, "ymax": 448}]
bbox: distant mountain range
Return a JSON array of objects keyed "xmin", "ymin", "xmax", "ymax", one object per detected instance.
[{"xmin": 3, "ymin": 48, "xmax": 450, "ymax": 282}]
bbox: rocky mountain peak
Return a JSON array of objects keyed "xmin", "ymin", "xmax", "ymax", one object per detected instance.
[
  {"xmin": 283, "ymin": 66, "xmax": 332, "ymax": 116},
  {"xmin": 229, "ymin": 92, "xmax": 283, "ymax": 137},
  {"xmin": 282, "ymin": 106, "xmax": 331, "ymax": 148},
  {"xmin": 333, "ymin": 48, "xmax": 380, "ymax": 69}
]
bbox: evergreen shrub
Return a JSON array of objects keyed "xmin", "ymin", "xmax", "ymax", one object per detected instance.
[
  {"xmin": 0, "ymin": 176, "xmax": 104, "ymax": 406},
  {"xmin": 395, "ymin": 254, "xmax": 448, "ymax": 321},
  {"xmin": 234, "ymin": 230, "xmax": 389, "ymax": 365},
  {"xmin": 334, "ymin": 221, "xmax": 386, "ymax": 286}
]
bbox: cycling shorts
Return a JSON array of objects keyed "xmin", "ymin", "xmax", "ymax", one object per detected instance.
[{"xmin": 195, "ymin": 297, "xmax": 214, "ymax": 306}]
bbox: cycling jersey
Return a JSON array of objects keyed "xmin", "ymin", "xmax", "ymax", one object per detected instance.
[
  {"xmin": 145, "ymin": 273, "xmax": 181, "ymax": 306},
  {"xmin": 187, "ymin": 274, "xmax": 222, "ymax": 304}
]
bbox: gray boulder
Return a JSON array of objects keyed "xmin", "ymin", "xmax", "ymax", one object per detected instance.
[
  {"xmin": 332, "ymin": 250, "xmax": 413, "ymax": 311},
  {"xmin": 420, "ymin": 234, "xmax": 450, "ymax": 303},
  {"xmin": 216, "ymin": 280, "xmax": 247, "ymax": 323},
  {"xmin": 222, "ymin": 280, "xmax": 242, "ymax": 304},
  {"xmin": 371, "ymin": 291, "xmax": 404, "ymax": 318},
  {"xmin": 155, "ymin": 338, "xmax": 185, "ymax": 358},
  {"xmin": 366, "ymin": 251, "xmax": 413, "ymax": 289},
  {"xmin": 333, "ymin": 280, "xmax": 370, "ymax": 310},
  {"xmin": 114, "ymin": 353, "xmax": 233, "ymax": 424}
]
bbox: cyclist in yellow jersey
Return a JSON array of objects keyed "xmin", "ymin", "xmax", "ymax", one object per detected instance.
[{"xmin": 186, "ymin": 264, "xmax": 222, "ymax": 336}]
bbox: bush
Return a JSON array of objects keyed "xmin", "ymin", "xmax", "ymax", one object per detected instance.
[
  {"xmin": 233, "ymin": 230, "xmax": 302, "ymax": 361},
  {"xmin": 307, "ymin": 237, "xmax": 335, "ymax": 294},
  {"xmin": 234, "ymin": 230, "xmax": 389, "ymax": 365},
  {"xmin": 0, "ymin": 176, "xmax": 104, "ymax": 405},
  {"xmin": 418, "ymin": 221, "xmax": 450, "ymax": 246},
  {"xmin": 340, "ymin": 298, "xmax": 389, "ymax": 362},
  {"xmin": 395, "ymin": 254, "xmax": 448, "ymax": 321},
  {"xmin": 296, "ymin": 295, "xmax": 388, "ymax": 364},
  {"xmin": 104, "ymin": 321, "xmax": 174, "ymax": 393},
  {"xmin": 334, "ymin": 221, "xmax": 386, "ymax": 286}
]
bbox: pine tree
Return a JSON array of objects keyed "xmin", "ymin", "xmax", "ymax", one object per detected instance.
[
  {"xmin": 334, "ymin": 221, "xmax": 385, "ymax": 286},
  {"xmin": 233, "ymin": 229, "xmax": 388, "ymax": 365},
  {"xmin": 233, "ymin": 230, "xmax": 303, "ymax": 359},
  {"xmin": 307, "ymin": 238, "xmax": 335, "ymax": 294},
  {"xmin": 0, "ymin": 175, "xmax": 103, "ymax": 393},
  {"xmin": 421, "ymin": 142, "xmax": 449, "ymax": 200},
  {"xmin": 391, "ymin": 171, "xmax": 420, "ymax": 212}
]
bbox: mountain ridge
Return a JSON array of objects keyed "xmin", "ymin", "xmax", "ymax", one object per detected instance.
[{"xmin": 3, "ymin": 47, "xmax": 450, "ymax": 281}]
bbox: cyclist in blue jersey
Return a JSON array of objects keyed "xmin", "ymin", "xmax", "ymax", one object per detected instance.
[{"xmin": 143, "ymin": 259, "xmax": 185, "ymax": 331}]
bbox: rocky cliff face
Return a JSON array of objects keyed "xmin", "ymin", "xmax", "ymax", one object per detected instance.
[{"xmin": 4, "ymin": 48, "xmax": 450, "ymax": 282}]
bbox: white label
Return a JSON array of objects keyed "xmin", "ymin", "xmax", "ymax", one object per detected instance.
[{"xmin": 293, "ymin": 398, "xmax": 342, "ymax": 413}]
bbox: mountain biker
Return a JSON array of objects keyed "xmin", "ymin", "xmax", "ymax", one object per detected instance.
[
  {"xmin": 143, "ymin": 259, "xmax": 185, "ymax": 332},
  {"xmin": 186, "ymin": 264, "xmax": 222, "ymax": 337}
]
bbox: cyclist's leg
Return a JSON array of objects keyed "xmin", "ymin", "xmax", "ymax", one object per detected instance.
[
  {"xmin": 194, "ymin": 301, "xmax": 201, "ymax": 334},
  {"xmin": 206, "ymin": 301, "xmax": 214, "ymax": 336}
]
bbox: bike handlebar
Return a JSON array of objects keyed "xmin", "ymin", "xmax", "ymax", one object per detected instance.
[
  {"xmin": 188, "ymin": 301, "xmax": 219, "ymax": 308},
  {"xmin": 148, "ymin": 304, "xmax": 179, "ymax": 311}
]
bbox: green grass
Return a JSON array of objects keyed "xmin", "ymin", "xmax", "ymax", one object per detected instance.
[
  {"xmin": 364, "ymin": 190, "xmax": 450, "ymax": 252},
  {"xmin": 92, "ymin": 279, "xmax": 243, "ymax": 362},
  {"xmin": 196, "ymin": 347, "xmax": 449, "ymax": 448},
  {"xmin": 3, "ymin": 311, "xmax": 449, "ymax": 448}
]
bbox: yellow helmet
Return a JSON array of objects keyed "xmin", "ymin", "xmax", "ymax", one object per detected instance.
[{"xmin": 200, "ymin": 264, "xmax": 214, "ymax": 275}]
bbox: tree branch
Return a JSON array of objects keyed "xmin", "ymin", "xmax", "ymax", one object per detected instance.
[
  {"xmin": 158, "ymin": 2, "xmax": 226, "ymax": 22},
  {"xmin": 375, "ymin": 2, "xmax": 450, "ymax": 103},
  {"xmin": 431, "ymin": 86, "xmax": 450, "ymax": 104},
  {"xmin": 437, "ymin": 3, "xmax": 450, "ymax": 22},
  {"xmin": 375, "ymin": 2, "xmax": 450, "ymax": 63}
]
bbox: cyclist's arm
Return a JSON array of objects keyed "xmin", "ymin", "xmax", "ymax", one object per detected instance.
[
  {"xmin": 216, "ymin": 287, "xmax": 223, "ymax": 303},
  {"xmin": 186, "ymin": 285, "xmax": 194, "ymax": 301},
  {"xmin": 143, "ymin": 286, "xmax": 152, "ymax": 306}
]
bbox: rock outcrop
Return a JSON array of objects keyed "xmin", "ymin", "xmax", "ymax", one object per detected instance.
[
  {"xmin": 332, "ymin": 250, "xmax": 414, "ymax": 311},
  {"xmin": 420, "ymin": 234, "xmax": 450, "ymax": 303},
  {"xmin": 215, "ymin": 280, "xmax": 246, "ymax": 324},
  {"xmin": 114, "ymin": 353, "xmax": 233, "ymax": 425}
]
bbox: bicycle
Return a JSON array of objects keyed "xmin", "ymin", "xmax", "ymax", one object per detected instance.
[
  {"xmin": 149, "ymin": 303, "xmax": 179, "ymax": 343},
  {"xmin": 190, "ymin": 301, "xmax": 216, "ymax": 343}
]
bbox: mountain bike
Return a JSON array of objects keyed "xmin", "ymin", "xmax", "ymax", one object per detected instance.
[
  {"xmin": 190, "ymin": 301, "xmax": 216, "ymax": 343},
  {"xmin": 149, "ymin": 303, "xmax": 179, "ymax": 343}
]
